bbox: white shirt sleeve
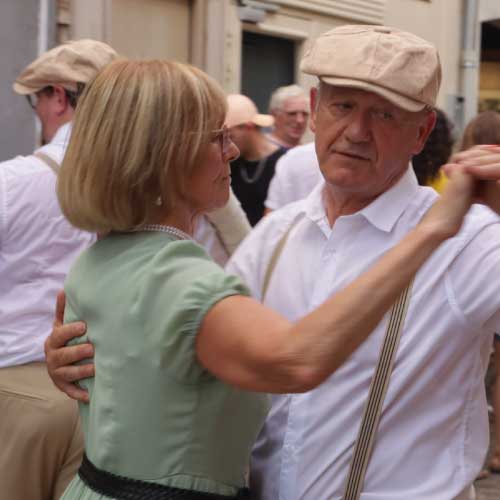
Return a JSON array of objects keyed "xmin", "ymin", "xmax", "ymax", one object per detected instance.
[
  {"xmin": 447, "ymin": 221, "xmax": 500, "ymax": 333},
  {"xmin": 0, "ymin": 164, "xmax": 8, "ymax": 249}
]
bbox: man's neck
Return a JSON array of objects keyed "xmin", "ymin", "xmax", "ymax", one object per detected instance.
[
  {"xmin": 322, "ymin": 185, "xmax": 378, "ymax": 227},
  {"xmin": 268, "ymin": 131, "xmax": 298, "ymax": 149},
  {"xmin": 244, "ymin": 132, "xmax": 279, "ymax": 161}
]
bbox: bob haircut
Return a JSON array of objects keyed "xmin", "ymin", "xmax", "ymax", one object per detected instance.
[
  {"xmin": 460, "ymin": 110, "xmax": 500, "ymax": 151},
  {"xmin": 57, "ymin": 59, "xmax": 227, "ymax": 232}
]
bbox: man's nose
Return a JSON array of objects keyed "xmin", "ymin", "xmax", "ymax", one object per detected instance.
[
  {"xmin": 296, "ymin": 112, "xmax": 308, "ymax": 124},
  {"xmin": 344, "ymin": 111, "xmax": 372, "ymax": 143}
]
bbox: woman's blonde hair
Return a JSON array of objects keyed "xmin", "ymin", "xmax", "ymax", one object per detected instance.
[{"xmin": 57, "ymin": 59, "xmax": 227, "ymax": 232}]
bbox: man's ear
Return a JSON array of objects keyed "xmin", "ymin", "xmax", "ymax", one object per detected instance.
[
  {"xmin": 52, "ymin": 85, "xmax": 70, "ymax": 116},
  {"xmin": 309, "ymin": 87, "xmax": 318, "ymax": 134},
  {"xmin": 413, "ymin": 110, "xmax": 437, "ymax": 155}
]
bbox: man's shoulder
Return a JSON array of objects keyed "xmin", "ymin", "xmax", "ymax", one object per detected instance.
[
  {"xmin": 250, "ymin": 199, "xmax": 308, "ymax": 238},
  {"xmin": 459, "ymin": 204, "xmax": 500, "ymax": 244},
  {"xmin": 278, "ymin": 142, "xmax": 318, "ymax": 167},
  {"xmin": 0, "ymin": 153, "xmax": 43, "ymax": 177},
  {"xmin": 226, "ymin": 200, "xmax": 307, "ymax": 287}
]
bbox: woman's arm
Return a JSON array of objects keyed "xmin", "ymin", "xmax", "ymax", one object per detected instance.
[
  {"xmin": 47, "ymin": 169, "xmax": 473, "ymax": 399},
  {"xmin": 195, "ymin": 168, "xmax": 474, "ymax": 393}
]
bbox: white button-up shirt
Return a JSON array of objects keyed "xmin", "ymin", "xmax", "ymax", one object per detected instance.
[
  {"xmin": 227, "ymin": 169, "xmax": 500, "ymax": 500},
  {"xmin": 264, "ymin": 142, "xmax": 321, "ymax": 210},
  {"xmin": 0, "ymin": 123, "xmax": 95, "ymax": 368}
]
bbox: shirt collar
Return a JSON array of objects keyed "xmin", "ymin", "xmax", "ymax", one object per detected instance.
[
  {"xmin": 42, "ymin": 122, "xmax": 72, "ymax": 149},
  {"xmin": 358, "ymin": 167, "xmax": 419, "ymax": 232},
  {"xmin": 303, "ymin": 166, "xmax": 419, "ymax": 234}
]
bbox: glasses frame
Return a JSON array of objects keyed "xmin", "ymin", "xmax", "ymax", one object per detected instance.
[
  {"xmin": 211, "ymin": 124, "xmax": 232, "ymax": 157},
  {"xmin": 25, "ymin": 85, "xmax": 81, "ymax": 110}
]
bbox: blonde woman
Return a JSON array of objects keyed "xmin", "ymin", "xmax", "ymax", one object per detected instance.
[{"xmin": 54, "ymin": 59, "xmax": 473, "ymax": 499}]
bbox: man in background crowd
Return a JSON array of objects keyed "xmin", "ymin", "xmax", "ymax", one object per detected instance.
[
  {"xmin": 267, "ymin": 84, "xmax": 310, "ymax": 149},
  {"xmin": 0, "ymin": 39, "xmax": 118, "ymax": 500},
  {"xmin": 227, "ymin": 94, "xmax": 286, "ymax": 225}
]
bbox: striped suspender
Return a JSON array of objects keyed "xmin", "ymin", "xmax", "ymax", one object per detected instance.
[
  {"xmin": 261, "ymin": 214, "xmax": 303, "ymax": 301},
  {"xmin": 34, "ymin": 152, "xmax": 60, "ymax": 175},
  {"xmin": 342, "ymin": 281, "xmax": 413, "ymax": 500},
  {"xmin": 261, "ymin": 213, "xmax": 412, "ymax": 500}
]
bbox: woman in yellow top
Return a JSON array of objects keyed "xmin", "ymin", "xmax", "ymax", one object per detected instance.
[{"xmin": 52, "ymin": 59, "xmax": 475, "ymax": 499}]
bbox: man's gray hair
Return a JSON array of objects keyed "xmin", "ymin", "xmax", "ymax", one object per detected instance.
[{"xmin": 268, "ymin": 84, "xmax": 308, "ymax": 112}]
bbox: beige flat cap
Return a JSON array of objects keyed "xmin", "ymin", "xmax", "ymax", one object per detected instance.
[
  {"xmin": 226, "ymin": 94, "xmax": 274, "ymax": 128},
  {"xmin": 14, "ymin": 39, "xmax": 118, "ymax": 95},
  {"xmin": 301, "ymin": 25, "xmax": 441, "ymax": 112}
]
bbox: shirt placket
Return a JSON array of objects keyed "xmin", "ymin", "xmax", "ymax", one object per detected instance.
[{"xmin": 278, "ymin": 235, "xmax": 339, "ymax": 500}]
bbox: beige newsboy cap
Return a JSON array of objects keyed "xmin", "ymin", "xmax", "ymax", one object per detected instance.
[
  {"xmin": 226, "ymin": 94, "xmax": 275, "ymax": 128},
  {"xmin": 301, "ymin": 25, "xmax": 441, "ymax": 112},
  {"xmin": 13, "ymin": 39, "xmax": 118, "ymax": 95}
]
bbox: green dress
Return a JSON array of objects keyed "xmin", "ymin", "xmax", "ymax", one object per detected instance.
[{"xmin": 60, "ymin": 232, "xmax": 270, "ymax": 499}]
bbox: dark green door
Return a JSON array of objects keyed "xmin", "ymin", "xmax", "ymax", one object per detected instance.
[{"xmin": 241, "ymin": 31, "xmax": 295, "ymax": 113}]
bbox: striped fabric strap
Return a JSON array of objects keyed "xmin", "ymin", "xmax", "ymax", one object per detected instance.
[
  {"xmin": 34, "ymin": 152, "xmax": 60, "ymax": 175},
  {"xmin": 261, "ymin": 213, "xmax": 303, "ymax": 301},
  {"xmin": 342, "ymin": 281, "xmax": 413, "ymax": 500}
]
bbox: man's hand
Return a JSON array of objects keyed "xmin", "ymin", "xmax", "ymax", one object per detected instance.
[
  {"xmin": 445, "ymin": 145, "xmax": 500, "ymax": 214},
  {"xmin": 44, "ymin": 291, "xmax": 94, "ymax": 403}
]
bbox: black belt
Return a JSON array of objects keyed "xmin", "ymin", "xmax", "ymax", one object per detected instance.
[{"xmin": 78, "ymin": 454, "xmax": 251, "ymax": 500}]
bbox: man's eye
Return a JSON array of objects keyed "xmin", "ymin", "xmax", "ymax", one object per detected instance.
[
  {"xmin": 373, "ymin": 110, "xmax": 394, "ymax": 121},
  {"xmin": 330, "ymin": 103, "xmax": 352, "ymax": 112}
]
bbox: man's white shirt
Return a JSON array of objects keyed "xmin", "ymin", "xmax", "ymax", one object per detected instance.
[
  {"xmin": 226, "ymin": 168, "xmax": 500, "ymax": 500},
  {"xmin": 0, "ymin": 123, "xmax": 95, "ymax": 367},
  {"xmin": 264, "ymin": 142, "xmax": 321, "ymax": 210}
]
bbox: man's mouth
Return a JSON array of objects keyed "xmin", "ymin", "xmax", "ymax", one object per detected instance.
[{"xmin": 332, "ymin": 149, "xmax": 370, "ymax": 161}]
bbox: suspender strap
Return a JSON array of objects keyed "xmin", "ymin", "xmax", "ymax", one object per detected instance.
[
  {"xmin": 261, "ymin": 214, "xmax": 303, "ymax": 301},
  {"xmin": 342, "ymin": 281, "xmax": 413, "ymax": 500},
  {"xmin": 205, "ymin": 190, "xmax": 251, "ymax": 256},
  {"xmin": 34, "ymin": 152, "xmax": 60, "ymax": 175}
]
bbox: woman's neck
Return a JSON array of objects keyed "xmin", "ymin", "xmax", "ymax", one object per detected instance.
[{"xmin": 152, "ymin": 204, "xmax": 199, "ymax": 237}]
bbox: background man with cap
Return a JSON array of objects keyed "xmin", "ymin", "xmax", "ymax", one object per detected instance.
[
  {"xmin": 226, "ymin": 94, "xmax": 287, "ymax": 225},
  {"xmin": 0, "ymin": 39, "xmax": 117, "ymax": 500},
  {"xmin": 267, "ymin": 84, "xmax": 310, "ymax": 149},
  {"xmin": 226, "ymin": 26, "xmax": 500, "ymax": 499}
]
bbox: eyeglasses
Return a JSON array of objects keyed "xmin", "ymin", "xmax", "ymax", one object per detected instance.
[
  {"xmin": 25, "ymin": 93, "xmax": 41, "ymax": 110},
  {"xmin": 25, "ymin": 86, "xmax": 80, "ymax": 110},
  {"xmin": 211, "ymin": 125, "xmax": 232, "ymax": 157}
]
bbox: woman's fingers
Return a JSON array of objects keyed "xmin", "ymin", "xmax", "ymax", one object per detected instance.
[{"xmin": 464, "ymin": 164, "xmax": 500, "ymax": 181}]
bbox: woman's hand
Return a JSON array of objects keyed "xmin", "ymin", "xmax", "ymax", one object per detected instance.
[
  {"xmin": 444, "ymin": 145, "xmax": 500, "ymax": 215},
  {"xmin": 44, "ymin": 291, "xmax": 94, "ymax": 403},
  {"xmin": 419, "ymin": 167, "xmax": 474, "ymax": 240}
]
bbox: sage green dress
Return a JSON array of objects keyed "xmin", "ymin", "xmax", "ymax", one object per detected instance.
[{"xmin": 60, "ymin": 232, "xmax": 270, "ymax": 499}]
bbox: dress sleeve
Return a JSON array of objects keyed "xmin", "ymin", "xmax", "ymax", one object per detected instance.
[{"xmin": 148, "ymin": 242, "xmax": 251, "ymax": 383}]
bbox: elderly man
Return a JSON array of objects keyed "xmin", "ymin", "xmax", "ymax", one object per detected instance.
[
  {"xmin": 227, "ymin": 94, "xmax": 286, "ymax": 225},
  {"xmin": 267, "ymin": 84, "xmax": 310, "ymax": 149},
  {"xmin": 45, "ymin": 26, "xmax": 500, "ymax": 500},
  {"xmin": 0, "ymin": 39, "xmax": 117, "ymax": 499},
  {"xmin": 230, "ymin": 26, "xmax": 500, "ymax": 500}
]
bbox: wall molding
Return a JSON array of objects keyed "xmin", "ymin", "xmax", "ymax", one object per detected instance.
[{"xmin": 272, "ymin": 0, "xmax": 385, "ymax": 24}]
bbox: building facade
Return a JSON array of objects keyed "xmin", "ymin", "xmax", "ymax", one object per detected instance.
[{"xmin": 2, "ymin": 0, "xmax": 500, "ymax": 158}]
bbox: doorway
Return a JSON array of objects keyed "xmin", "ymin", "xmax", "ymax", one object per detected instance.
[{"xmin": 241, "ymin": 31, "xmax": 296, "ymax": 113}]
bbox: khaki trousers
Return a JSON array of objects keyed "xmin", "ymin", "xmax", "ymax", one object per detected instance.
[{"xmin": 0, "ymin": 362, "xmax": 83, "ymax": 500}]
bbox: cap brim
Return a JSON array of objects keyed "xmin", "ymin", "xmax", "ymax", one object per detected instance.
[
  {"xmin": 320, "ymin": 77, "xmax": 427, "ymax": 112},
  {"xmin": 253, "ymin": 114, "xmax": 274, "ymax": 128},
  {"xmin": 13, "ymin": 80, "xmax": 79, "ymax": 95},
  {"xmin": 13, "ymin": 81, "xmax": 43, "ymax": 95}
]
